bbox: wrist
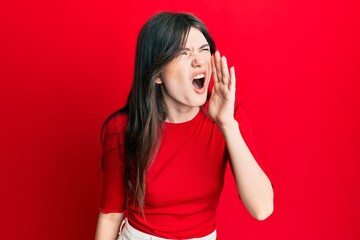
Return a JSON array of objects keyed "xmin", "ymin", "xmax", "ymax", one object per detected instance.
[{"xmin": 217, "ymin": 119, "xmax": 239, "ymax": 132}]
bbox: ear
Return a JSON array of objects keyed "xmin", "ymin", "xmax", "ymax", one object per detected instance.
[{"xmin": 155, "ymin": 76, "xmax": 163, "ymax": 84}]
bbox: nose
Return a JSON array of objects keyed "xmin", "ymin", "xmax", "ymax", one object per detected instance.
[{"xmin": 191, "ymin": 52, "xmax": 204, "ymax": 68}]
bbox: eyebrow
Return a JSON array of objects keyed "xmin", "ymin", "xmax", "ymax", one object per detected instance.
[{"xmin": 181, "ymin": 44, "xmax": 210, "ymax": 51}]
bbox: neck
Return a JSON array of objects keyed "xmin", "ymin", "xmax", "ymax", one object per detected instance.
[{"xmin": 165, "ymin": 106, "xmax": 201, "ymax": 123}]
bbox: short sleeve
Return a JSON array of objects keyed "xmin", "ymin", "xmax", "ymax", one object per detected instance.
[
  {"xmin": 234, "ymin": 102, "xmax": 265, "ymax": 170},
  {"xmin": 99, "ymin": 114, "xmax": 127, "ymax": 213},
  {"xmin": 233, "ymin": 103, "xmax": 274, "ymax": 198}
]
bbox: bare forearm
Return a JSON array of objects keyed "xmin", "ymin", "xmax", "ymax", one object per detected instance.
[
  {"xmin": 95, "ymin": 212, "xmax": 124, "ymax": 240},
  {"xmin": 220, "ymin": 120, "xmax": 274, "ymax": 220}
]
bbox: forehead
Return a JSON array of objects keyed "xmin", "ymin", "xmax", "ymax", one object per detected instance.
[{"xmin": 184, "ymin": 27, "xmax": 208, "ymax": 47}]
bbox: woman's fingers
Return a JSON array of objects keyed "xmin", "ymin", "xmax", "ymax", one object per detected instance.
[
  {"xmin": 214, "ymin": 51, "xmax": 222, "ymax": 82},
  {"xmin": 221, "ymin": 56, "xmax": 230, "ymax": 85},
  {"xmin": 229, "ymin": 66, "xmax": 236, "ymax": 91},
  {"xmin": 212, "ymin": 51, "xmax": 233, "ymax": 86},
  {"xmin": 211, "ymin": 54, "xmax": 219, "ymax": 83}
]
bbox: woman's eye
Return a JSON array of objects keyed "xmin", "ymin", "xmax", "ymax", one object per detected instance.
[
  {"xmin": 200, "ymin": 48, "xmax": 210, "ymax": 52},
  {"xmin": 181, "ymin": 51, "xmax": 189, "ymax": 55}
]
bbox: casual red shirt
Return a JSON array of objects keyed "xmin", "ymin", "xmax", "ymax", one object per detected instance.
[{"xmin": 100, "ymin": 103, "xmax": 260, "ymax": 238}]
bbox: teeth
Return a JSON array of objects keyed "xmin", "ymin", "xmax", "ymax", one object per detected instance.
[{"xmin": 194, "ymin": 73, "xmax": 205, "ymax": 79}]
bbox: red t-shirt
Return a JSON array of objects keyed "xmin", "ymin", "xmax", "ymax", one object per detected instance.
[{"xmin": 100, "ymin": 103, "xmax": 260, "ymax": 238}]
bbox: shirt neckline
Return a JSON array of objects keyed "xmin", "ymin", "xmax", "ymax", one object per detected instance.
[{"xmin": 164, "ymin": 108, "xmax": 204, "ymax": 130}]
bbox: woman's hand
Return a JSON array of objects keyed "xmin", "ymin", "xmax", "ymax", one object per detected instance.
[
  {"xmin": 95, "ymin": 212, "xmax": 124, "ymax": 240},
  {"xmin": 208, "ymin": 51, "xmax": 236, "ymax": 128}
]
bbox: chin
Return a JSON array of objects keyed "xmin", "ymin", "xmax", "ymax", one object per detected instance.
[{"xmin": 195, "ymin": 94, "xmax": 208, "ymax": 106}]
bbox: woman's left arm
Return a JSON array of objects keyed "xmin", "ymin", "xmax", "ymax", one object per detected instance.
[{"xmin": 209, "ymin": 51, "xmax": 273, "ymax": 220}]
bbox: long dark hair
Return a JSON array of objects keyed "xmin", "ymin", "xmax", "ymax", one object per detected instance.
[{"xmin": 102, "ymin": 12, "xmax": 215, "ymax": 212}]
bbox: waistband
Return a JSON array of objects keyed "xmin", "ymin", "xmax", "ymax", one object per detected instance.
[{"xmin": 119, "ymin": 218, "xmax": 217, "ymax": 240}]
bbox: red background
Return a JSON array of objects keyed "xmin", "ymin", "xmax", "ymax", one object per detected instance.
[{"xmin": 1, "ymin": 0, "xmax": 359, "ymax": 239}]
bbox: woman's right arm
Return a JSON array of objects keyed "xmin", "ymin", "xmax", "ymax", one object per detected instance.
[
  {"xmin": 97, "ymin": 115, "xmax": 127, "ymax": 239},
  {"xmin": 95, "ymin": 212, "xmax": 124, "ymax": 240}
]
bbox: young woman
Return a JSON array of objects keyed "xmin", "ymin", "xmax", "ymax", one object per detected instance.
[{"xmin": 95, "ymin": 12, "xmax": 273, "ymax": 240}]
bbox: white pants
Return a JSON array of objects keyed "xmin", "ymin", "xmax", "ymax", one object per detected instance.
[{"xmin": 117, "ymin": 218, "xmax": 217, "ymax": 240}]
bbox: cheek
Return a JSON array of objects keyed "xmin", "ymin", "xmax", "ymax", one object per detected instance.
[
  {"xmin": 161, "ymin": 72, "xmax": 185, "ymax": 92},
  {"xmin": 204, "ymin": 55, "xmax": 211, "ymax": 66}
]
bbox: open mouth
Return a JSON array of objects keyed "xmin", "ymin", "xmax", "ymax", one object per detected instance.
[{"xmin": 192, "ymin": 73, "xmax": 205, "ymax": 90}]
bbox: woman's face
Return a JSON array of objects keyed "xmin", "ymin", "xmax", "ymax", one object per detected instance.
[{"xmin": 156, "ymin": 27, "xmax": 212, "ymax": 113}]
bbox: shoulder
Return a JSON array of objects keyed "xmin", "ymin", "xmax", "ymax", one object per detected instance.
[
  {"xmin": 234, "ymin": 101, "xmax": 247, "ymax": 121},
  {"xmin": 103, "ymin": 111, "xmax": 128, "ymax": 135},
  {"xmin": 101, "ymin": 111, "xmax": 128, "ymax": 151}
]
